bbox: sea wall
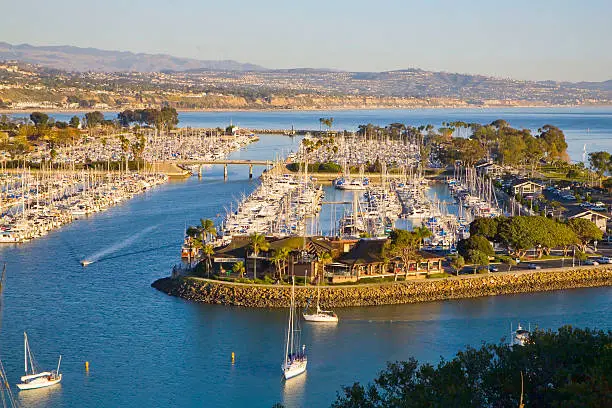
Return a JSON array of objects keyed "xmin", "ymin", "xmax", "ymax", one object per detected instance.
[{"xmin": 152, "ymin": 266, "xmax": 612, "ymax": 308}]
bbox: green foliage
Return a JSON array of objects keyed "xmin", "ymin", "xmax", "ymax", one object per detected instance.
[
  {"xmin": 567, "ymin": 218, "xmax": 603, "ymax": 251},
  {"xmin": 589, "ymin": 151, "xmax": 611, "ymax": 177},
  {"xmin": 385, "ymin": 229, "xmax": 421, "ymax": 273},
  {"xmin": 500, "ymin": 255, "xmax": 517, "ymax": 271},
  {"xmin": 29, "ymin": 111, "xmax": 49, "ymax": 127},
  {"xmin": 332, "ymin": 326, "xmax": 612, "ymax": 408},
  {"xmin": 457, "ymin": 235, "xmax": 494, "ymax": 262},
  {"xmin": 469, "ymin": 217, "xmax": 500, "ymax": 240},
  {"xmin": 449, "ymin": 255, "xmax": 465, "ymax": 275},
  {"xmin": 84, "ymin": 111, "xmax": 105, "ymax": 128},
  {"xmin": 69, "ymin": 115, "xmax": 80, "ymax": 128}
]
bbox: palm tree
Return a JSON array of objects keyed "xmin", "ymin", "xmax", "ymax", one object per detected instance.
[
  {"xmin": 413, "ymin": 226, "xmax": 432, "ymax": 249},
  {"xmin": 199, "ymin": 218, "xmax": 217, "ymax": 243},
  {"xmin": 249, "ymin": 233, "xmax": 269, "ymax": 280},
  {"xmin": 317, "ymin": 251, "xmax": 333, "ymax": 282},
  {"xmin": 270, "ymin": 247, "xmax": 290, "ymax": 281},
  {"xmin": 233, "ymin": 261, "xmax": 245, "ymax": 278},
  {"xmin": 202, "ymin": 244, "xmax": 215, "ymax": 278}
]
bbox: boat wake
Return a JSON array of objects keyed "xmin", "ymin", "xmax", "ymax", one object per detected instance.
[{"xmin": 81, "ymin": 224, "xmax": 160, "ymax": 265}]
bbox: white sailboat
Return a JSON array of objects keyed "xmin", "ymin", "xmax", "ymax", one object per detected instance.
[
  {"xmin": 303, "ymin": 284, "xmax": 338, "ymax": 323},
  {"xmin": 17, "ymin": 332, "xmax": 62, "ymax": 390},
  {"xmin": 282, "ymin": 277, "xmax": 307, "ymax": 380}
]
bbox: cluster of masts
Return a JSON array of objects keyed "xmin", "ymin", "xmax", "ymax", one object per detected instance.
[
  {"xmin": 220, "ymin": 174, "xmax": 324, "ymax": 239},
  {"xmin": 25, "ymin": 128, "xmax": 258, "ymax": 165},
  {"xmin": 0, "ymin": 169, "xmax": 167, "ymax": 243},
  {"xmin": 448, "ymin": 166, "xmax": 502, "ymax": 219}
]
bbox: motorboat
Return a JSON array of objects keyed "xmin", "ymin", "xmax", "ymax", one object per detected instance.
[{"xmin": 510, "ymin": 323, "xmax": 531, "ymax": 347}]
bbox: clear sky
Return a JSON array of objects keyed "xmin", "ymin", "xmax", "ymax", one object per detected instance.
[{"xmin": 0, "ymin": 0, "xmax": 610, "ymax": 82}]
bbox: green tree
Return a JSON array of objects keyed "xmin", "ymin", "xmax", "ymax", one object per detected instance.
[
  {"xmin": 457, "ymin": 235, "xmax": 494, "ymax": 262},
  {"xmin": 233, "ymin": 261, "xmax": 245, "ymax": 278},
  {"xmin": 449, "ymin": 255, "xmax": 465, "ymax": 276},
  {"xmin": 385, "ymin": 229, "xmax": 422, "ymax": 274},
  {"xmin": 468, "ymin": 250, "xmax": 489, "ymax": 272},
  {"xmin": 69, "ymin": 115, "xmax": 80, "ymax": 128},
  {"xmin": 249, "ymin": 233, "xmax": 269, "ymax": 280},
  {"xmin": 317, "ymin": 251, "xmax": 333, "ymax": 281},
  {"xmin": 270, "ymin": 247, "xmax": 290, "ymax": 281},
  {"xmin": 332, "ymin": 326, "xmax": 612, "ymax": 408},
  {"xmin": 469, "ymin": 217, "xmax": 500, "ymax": 241},
  {"xmin": 29, "ymin": 112, "xmax": 49, "ymax": 127},
  {"xmin": 202, "ymin": 244, "xmax": 215, "ymax": 278},
  {"xmin": 589, "ymin": 151, "xmax": 611, "ymax": 185},
  {"xmin": 84, "ymin": 111, "xmax": 105, "ymax": 128},
  {"xmin": 413, "ymin": 226, "xmax": 432, "ymax": 249},
  {"xmin": 199, "ymin": 218, "xmax": 217, "ymax": 242},
  {"xmin": 500, "ymin": 255, "xmax": 517, "ymax": 271},
  {"xmin": 567, "ymin": 218, "xmax": 603, "ymax": 252}
]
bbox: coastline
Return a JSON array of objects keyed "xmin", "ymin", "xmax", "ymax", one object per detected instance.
[
  {"xmin": 152, "ymin": 265, "xmax": 612, "ymax": 308},
  {"xmin": 2, "ymin": 104, "xmax": 612, "ymax": 115}
]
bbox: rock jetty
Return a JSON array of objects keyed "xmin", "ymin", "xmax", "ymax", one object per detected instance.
[{"xmin": 152, "ymin": 266, "xmax": 612, "ymax": 308}]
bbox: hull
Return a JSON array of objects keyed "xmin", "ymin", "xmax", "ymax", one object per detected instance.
[
  {"xmin": 17, "ymin": 374, "xmax": 62, "ymax": 390},
  {"xmin": 283, "ymin": 361, "xmax": 307, "ymax": 380},
  {"xmin": 303, "ymin": 313, "xmax": 338, "ymax": 323},
  {"xmin": 337, "ymin": 184, "xmax": 367, "ymax": 191}
]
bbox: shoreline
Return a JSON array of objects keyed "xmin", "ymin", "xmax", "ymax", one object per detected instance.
[
  {"xmin": 2, "ymin": 104, "xmax": 612, "ymax": 115},
  {"xmin": 152, "ymin": 265, "xmax": 612, "ymax": 308}
]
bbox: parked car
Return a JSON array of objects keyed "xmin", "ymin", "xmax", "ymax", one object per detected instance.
[
  {"xmin": 527, "ymin": 263, "xmax": 541, "ymax": 270},
  {"xmin": 584, "ymin": 259, "xmax": 600, "ymax": 266},
  {"xmin": 488, "ymin": 265, "xmax": 499, "ymax": 272},
  {"xmin": 597, "ymin": 257, "xmax": 612, "ymax": 264}
]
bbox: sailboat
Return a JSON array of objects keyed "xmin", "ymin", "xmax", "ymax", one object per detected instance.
[
  {"xmin": 17, "ymin": 332, "xmax": 62, "ymax": 390},
  {"xmin": 282, "ymin": 277, "xmax": 307, "ymax": 380},
  {"xmin": 303, "ymin": 284, "xmax": 338, "ymax": 323}
]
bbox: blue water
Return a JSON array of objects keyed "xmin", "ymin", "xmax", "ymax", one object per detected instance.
[{"xmin": 0, "ymin": 112, "xmax": 610, "ymax": 407}]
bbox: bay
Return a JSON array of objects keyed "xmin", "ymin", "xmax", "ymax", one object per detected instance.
[{"xmin": 0, "ymin": 109, "xmax": 610, "ymax": 407}]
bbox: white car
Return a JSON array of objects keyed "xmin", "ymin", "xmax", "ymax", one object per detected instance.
[
  {"xmin": 597, "ymin": 257, "xmax": 612, "ymax": 264},
  {"xmin": 584, "ymin": 259, "xmax": 599, "ymax": 266}
]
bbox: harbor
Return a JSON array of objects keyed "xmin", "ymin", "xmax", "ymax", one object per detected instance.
[{"xmin": 0, "ymin": 111, "xmax": 611, "ymax": 408}]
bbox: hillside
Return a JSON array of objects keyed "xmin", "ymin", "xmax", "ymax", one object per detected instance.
[{"xmin": 0, "ymin": 42, "xmax": 266, "ymax": 72}]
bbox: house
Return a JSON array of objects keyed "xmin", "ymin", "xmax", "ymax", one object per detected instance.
[
  {"xmin": 511, "ymin": 180, "xmax": 544, "ymax": 196},
  {"xmin": 333, "ymin": 238, "xmax": 444, "ymax": 283},
  {"xmin": 566, "ymin": 208, "xmax": 610, "ymax": 233},
  {"xmin": 475, "ymin": 162, "xmax": 505, "ymax": 178}
]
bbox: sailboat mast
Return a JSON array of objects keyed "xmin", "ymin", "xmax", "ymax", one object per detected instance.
[{"xmin": 24, "ymin": 333, "xmax": 27, "ymax": 374}]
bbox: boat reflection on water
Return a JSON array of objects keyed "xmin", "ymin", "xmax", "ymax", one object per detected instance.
[
  {"xmin": 281, "ymin": 371, "xmax": 307, "ymax": 407},
  {"xmin": 18, "ymin": 383, "xmax": 62, "ymax": 406}
]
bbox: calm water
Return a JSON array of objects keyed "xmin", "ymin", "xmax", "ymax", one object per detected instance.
[{"xmin": 0, "ymin": 112, "xmax": 611, "ymax": 407}]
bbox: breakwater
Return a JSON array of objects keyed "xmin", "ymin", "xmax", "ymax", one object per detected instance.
[{"xmin": 152, "ymin": 266, "xmax": 612, "ymax": 308}]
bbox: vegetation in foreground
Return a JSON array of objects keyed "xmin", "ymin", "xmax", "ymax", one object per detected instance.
[{"xmin": 329, "ymin": 326, "xmax": 611, "ymax": 408}]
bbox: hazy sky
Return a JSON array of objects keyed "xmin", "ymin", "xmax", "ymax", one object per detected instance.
[{"xmin": 1, "ymin": 0, "xmax": 610, "ymax": 81}]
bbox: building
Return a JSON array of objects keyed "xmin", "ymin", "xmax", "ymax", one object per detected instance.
[
  {"xmin": 475, "ymin": 162, "xmax": 505, "ymax": 178},
  {"xmin": 566, "ymin": 208, "xmax": 610, "ymax": 233},
  {"xmin": 511, "ymin": 180, "xmax": 544, "ymax": 196}
]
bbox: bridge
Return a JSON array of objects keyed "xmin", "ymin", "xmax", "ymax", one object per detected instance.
[{"xmin": 155, "ymin": 159, "xmax": 275, "ymax": 179}]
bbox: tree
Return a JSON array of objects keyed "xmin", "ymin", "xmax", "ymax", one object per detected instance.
[
  {"xmin": 384, "ymin": 229, "xmax": 421, "ymax": 274},
  {"xmin": 199, "ymin": 218, "xmax": 217, "ymax": 242},
  {"xmin": 202, "ymin": 244, "xmax": 215, "ymax": 278},
  {"xmin": 332, "ymin": 326, "xmax": 612, "ymax": 408},
  {"xmin": 567, "ymin": 218, "xmax": 603, "ymax": 252},
  {"xmin": 413, "ymin": 226, "xmax": 432, "ymax": 249},
  {"xmin": 270, "ymin": 247, "xmax": 290, "ymax": 281},
  {"xmin": 468, "ymin": 250, "xmax": 489, "ymax": 272},
  {"xmin": 469, "ymin": 217, "xmax": 500, "ymax": 241},
  {"xmin": 233, "ymin": 261, "xmax": 245, "ymax": 278},
  {"xmin": 30, "ymin": 112, "xmax": 49, "ymax": 128},
  {"xmin": 457, "ymin": 235, "xmax": 494, "ymax": 262},
  {"xmin": 450, "ymin": 255, "xmax": 465, "ymax": 276},
  {"xmin": 317, "ymin": 251, "xmax": 333, "ymax": 282},
  {"xmin": 500, "ymin": 255, "xmax": 517, "ymax": 271},
  {"xmin": 249, "ymin": 233, "xmax": 269, "ymax": 280},
  {"xmin": 69, "ymin": 115, "xmax": 80, "ymax": 128},
  {"xmin": 589, "ymin": 151, "xmax": 611, "ymax": 185},
  {"xmin": 84, "ymin": 111, "xmax": 105, "ymax": 128}
]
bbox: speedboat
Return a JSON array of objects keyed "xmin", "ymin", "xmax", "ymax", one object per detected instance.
[{"xmin": 81, "ymin": 260, "xmax": 92, "ymax": 266}]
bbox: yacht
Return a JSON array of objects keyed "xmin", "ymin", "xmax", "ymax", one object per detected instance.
[
  {"xmin": 510, "ymin": 323, "xmax": 531, "ymax": 347},
  {"xmin": 17, "ymin": 332, "xmax": 62, "ymax": 390},
  {"xmin": 282, "ymin": 277, "xmax": 307, "ymax": 379},
  {"xmin": 303, "ymin": 285, "xmax": 338, "ymax": 323}
]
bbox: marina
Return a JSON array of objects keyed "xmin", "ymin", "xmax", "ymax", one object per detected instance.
[{"xmin": 0, "ymin": 110, "xmax": 611, "ymax": 407}]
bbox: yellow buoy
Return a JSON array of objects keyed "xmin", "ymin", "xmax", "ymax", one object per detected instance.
[
  {"xmin": 85, "ymin": 361, "xmax": 90, "ymax": 371},
  {"xmin": 231, "ymin": 352, "xmax": 235, "ymax": 364}
]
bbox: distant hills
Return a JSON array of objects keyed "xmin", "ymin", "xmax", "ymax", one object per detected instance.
[{"xmin": 0, "ymin": 42, "xmax": 266, "ymax": 72}]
